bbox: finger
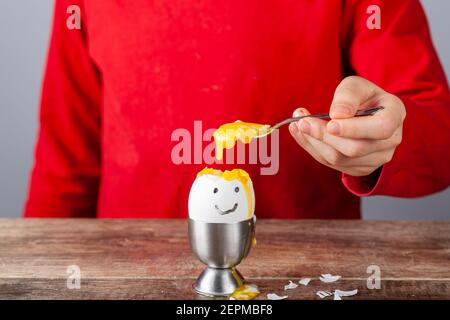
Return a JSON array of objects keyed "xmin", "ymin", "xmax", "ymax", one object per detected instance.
[
  {"xmin": 297, "ymin": 118, "xmax": 364, "ymax": 166},
  {"xmin": 291, "ymin": 122, "xmax": 387, "ymax": 176},
  {"xmin": 289, "ymin": 122, "xmax": 328, "ymax": 165},
  {"xmin": 301, "ymin": 116, "xmax": 401, "ymax": 157},
  {"xmin": 330, "ymin": 76, "xmax": 382, "ymax": 119},
  {"xmin": 302, "ymin": 134, "xmax": 347, "ymax": 167},
  {"xmin": 322, "ymin": 127, "xmax": 402, "ymax": 158},
  {"xmin": 292, "ymin": 107, "xmax": 320, "ymax": 144},
  {"xmin": 293, "ymin": 107, "xmax": 311, "ymax": 118},
  {"xmin": 297, "ymin": 116, "xmax": 327, "ymax": 140},
  {"xmin": 291, "ymin": 107, "xmax": 395, "ymax": 174},
  {"xmin": 299, "ymin": 132, "xmax": 386, "ymax": 176},
  {"xmin": 291, "ymin": 108, "xmax": 346, "ymax": 169},
  {"xmin": 337, "ymin": 148, "xmax": 395, "ymax": 167},
  {"xmin": 303, "ymin": 134, "xmax": 395, "ymax": 168},
  {"xmin": 327, "ymin": 94, "xmax": 405, "ymax": 139}
]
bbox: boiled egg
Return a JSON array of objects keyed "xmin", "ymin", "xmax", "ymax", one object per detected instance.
[{"xmin": 188, "ymin": 167, "xmax": 255, "ymax": 223}]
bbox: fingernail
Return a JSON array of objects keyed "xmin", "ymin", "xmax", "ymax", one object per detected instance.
[
  {"xmin": 300, "ymin": 120, "xmax": 311, "ymax": 134},
  {"xmin": 328, "ymin": 121, "xmax": 340, "ymax": 135},
  {"xmin": 293, "ymin": 109, "xmax": 305, "ymax": 117},
  {"xmin": 332, "ymin": 105, "xmax": 352, "ymax": 116}
]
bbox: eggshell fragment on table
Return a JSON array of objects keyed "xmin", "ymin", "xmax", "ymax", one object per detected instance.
[
  {"xmin": 298, "ymin": 277, "xmax": 311, "ymax": 286},
  {"xmin": 334, "ymin": 289, "xmax": 358, "ymax": 299},
  {"xmin": 319, "ymin": 274, "xmax": 341, "ymax": 283},
  {"xmin": 284, "ymin": 280, "xmax": 298, "ymax": 290},
  {"xmin": 267, "ymin": 293, "xmax": 288, "ymax": 300}
]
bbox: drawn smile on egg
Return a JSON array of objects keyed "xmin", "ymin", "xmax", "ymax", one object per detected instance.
[{"xmin": 215, "ymin": 203, "xmax": 238, "ymax": 215}]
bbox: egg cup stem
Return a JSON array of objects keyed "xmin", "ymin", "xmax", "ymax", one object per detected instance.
[{"xmin": 193, "ymin": 267, "xmax": 245, "ymax": 297}]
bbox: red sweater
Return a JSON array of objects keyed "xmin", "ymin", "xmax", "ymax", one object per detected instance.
[{"xmin": 25, "ymin": 0, "xmax": 450, "ymax": 219}]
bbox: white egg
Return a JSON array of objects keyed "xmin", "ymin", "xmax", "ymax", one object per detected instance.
[{"xmin": 188, "ymin": 171, "xmax": 255, "ymax": 224}]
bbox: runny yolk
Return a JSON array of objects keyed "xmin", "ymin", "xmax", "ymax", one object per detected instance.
[
  {"xmin": 197, "ymin": 167, "xmax": 254, "ymax": 219},
  {"xmin": 230, "ymin": 284, "xmax": 260, "ymax": 300},
  {"xmin": 213, "ymin": 120, "xmax": 270, "ymax": 161}
]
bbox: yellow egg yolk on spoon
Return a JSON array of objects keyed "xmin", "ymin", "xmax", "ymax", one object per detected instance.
[{"xmin": 213, "ymin": 120, "xmax": 270, "ymax": 161}]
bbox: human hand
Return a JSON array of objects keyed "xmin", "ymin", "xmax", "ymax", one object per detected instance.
[{"xmin": 289, "ymin": 76, "xmax": 406, "ymax": 177}]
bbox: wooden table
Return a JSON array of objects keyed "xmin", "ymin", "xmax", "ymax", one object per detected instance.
[{"xmin": 0, "ymin": 219, "xmax": 449, "ymax": 300}]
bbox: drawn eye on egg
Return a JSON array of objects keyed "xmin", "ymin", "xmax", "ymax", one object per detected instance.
[{"xmin": 213, "ymin": 186, "xmax": 239, "ymax": 194}]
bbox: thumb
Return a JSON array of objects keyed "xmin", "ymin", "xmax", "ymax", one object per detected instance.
[{"xmin": 330, "ymin": 76, "xmax": 383, "ymax": 119}]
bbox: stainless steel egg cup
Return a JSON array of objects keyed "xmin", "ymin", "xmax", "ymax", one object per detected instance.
[{"xmin": 188, "ymin": 217, "xmax": 255, "ymax": 297}]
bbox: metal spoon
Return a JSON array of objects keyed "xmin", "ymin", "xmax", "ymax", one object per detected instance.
[{"xmin": 256, "ymin": 106, "xmax": 384, "ymax": 138}]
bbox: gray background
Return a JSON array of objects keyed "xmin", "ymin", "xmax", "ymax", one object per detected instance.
[{"xmin": 0, "ymin": 1, "xmax": 449, "ymax": 219}]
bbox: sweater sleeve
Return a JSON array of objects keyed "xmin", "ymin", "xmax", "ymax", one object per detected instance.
[
  {"xmin": 341, "ymin": 0, "xmax": 450, "ymax": 197},
  {"xmin": 24, "ymin": 0, "xmax": 102, "ymax": 217}
]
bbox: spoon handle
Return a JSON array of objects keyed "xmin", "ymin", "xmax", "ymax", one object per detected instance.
[{"xmin": 271, "ymin": 106, "xmax": 384, "ymax": 131}]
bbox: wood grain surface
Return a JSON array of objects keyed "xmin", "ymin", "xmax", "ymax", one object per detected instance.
[{"xmin": 0, "ymin": 219, "xmax": 449, "ymax": 300}]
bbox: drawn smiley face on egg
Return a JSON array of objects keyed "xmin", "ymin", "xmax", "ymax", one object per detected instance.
[{"xmin": 188, "ymin": 168, "xmax": 255, "ymax": 224}]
